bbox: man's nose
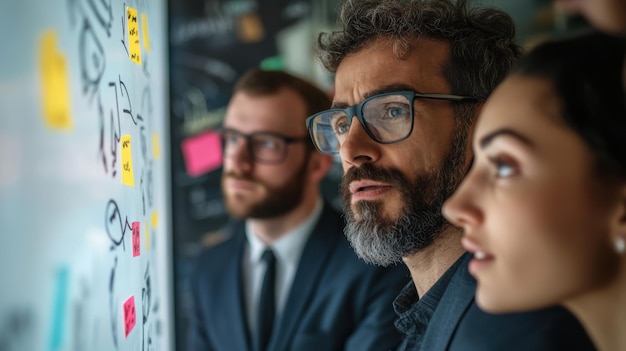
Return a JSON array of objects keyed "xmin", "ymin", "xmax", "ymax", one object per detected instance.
[{"xmin": 339, "ymin": 117, "xmax": 380, "ymax": 168}]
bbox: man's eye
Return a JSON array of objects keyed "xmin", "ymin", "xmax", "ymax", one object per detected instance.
[
  {"xmin": 332, "ymin": 117, "xmax": 350, "ymax": 135},
  {"xmin": 256, "ymin": 138, "xmax": 279, "ymax": 150},
  {"xmin": 224, "ymin": 133, "xmax": 239, "ymax": 144},
  {"xmin": 384, "ymin": 105, "xmax": 410, "ymax": 119}
]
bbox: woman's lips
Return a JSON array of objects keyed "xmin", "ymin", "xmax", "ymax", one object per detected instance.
[{"xmin": 461, "ymin": 236, "xmax": 495, "ymax": 276}]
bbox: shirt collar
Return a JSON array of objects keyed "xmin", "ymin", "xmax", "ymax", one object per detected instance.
[
  {"xmin": 393, "ymin": 253, "xmax": 466, "ymax": 336},
  {"xmin": 246, "ymin": 196, "xmax": 324, "ymax": 265}
]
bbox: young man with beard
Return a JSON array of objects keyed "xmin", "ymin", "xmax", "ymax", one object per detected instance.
[
  {"xmin": 306, "ymin": 0, "xmax": 596, "ymax": 350},
  {"xmin": 187, "ymin": 68, "xmax": 408, "ymax": 351}
]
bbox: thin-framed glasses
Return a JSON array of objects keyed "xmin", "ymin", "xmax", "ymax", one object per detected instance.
[
  {"xmin": 305, "ymin": 90, "xmax": 477, "ymax": 154},
  {"xmin": 219, "ymin": 128, "xmax": 310, "ymax": 164}
]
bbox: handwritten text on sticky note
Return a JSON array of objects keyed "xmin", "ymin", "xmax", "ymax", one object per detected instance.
[
  {"xmin": 132, "ymin": 221, "xmax": 140, "ymax": 257},
  {"xmin": 123, "ymin": 296, "xmax": 136, "ymax": 338},
  {"xmin": 127, "ymin": 7, "xmax": 141, "ymax": 64},
  {"xmin": 121, "ymin": 135, "xmax": 135, "ymax": 186}
]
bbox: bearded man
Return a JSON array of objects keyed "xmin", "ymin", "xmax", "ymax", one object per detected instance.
[{"xmin": 187, "ymin": 68, "xmax": 408, "ymax": 351}]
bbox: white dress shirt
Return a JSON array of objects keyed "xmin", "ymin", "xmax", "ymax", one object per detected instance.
[{"xmin": 242, "ymin": 197, "xmax": 324, "ymax": 335}]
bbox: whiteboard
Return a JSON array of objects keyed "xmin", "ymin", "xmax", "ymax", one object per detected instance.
[{"xmin": 0, "ymin": 1, "xmax": 172, "ymax": 351}]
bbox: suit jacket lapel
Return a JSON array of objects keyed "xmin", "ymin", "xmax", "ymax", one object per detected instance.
[
  {"xmin": 219, "ymin": 222, "xmax": 252, "ymax": 350},
  {"xmin": 269, "ymin": 204, "xmax": 341, "ymax": 351},
  {"xmin": 420, "ymin": 253, "xmax": 475, "ymax": 350}
]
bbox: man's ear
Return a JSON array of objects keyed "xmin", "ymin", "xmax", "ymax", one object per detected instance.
[{"xmin": 307, "ymin": 152, "xmax": 334, "ymax": 184}]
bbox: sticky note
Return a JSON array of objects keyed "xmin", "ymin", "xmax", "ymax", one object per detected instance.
[
  {"xmin": 123, "ymin": 296, "xmax": 136, "ymax": 338},
  {"xmin": 236, "ymin": 12, "xmax": 265, "ymax": 43},
  {"xmin": 151, "ymin": 211, "xmax": 158, "ymax": 229},
  {"xmin": 132, "ymin": 221, "xmax": 140, "ymax": 257},
  {"xmin": 40, "ymin": 30, "xmax": 72, "ymax": 130},
  {"xmin": 152, "ymin": 132, "xmax": 160, "ymax": 159},
  {"xmin": 141, "ymin": 13, "xmax": 151, "ymax": 52},
  {"xmin": 145, "ymin": 222, "xmax": 150, "ymax": 252},
  {"xmin": 121, "ymin": 135, "xmax": 135, "ymax": 186},
  {"xmin": 181, "ymin": 131, "xmax": 222, "ymax": 177},
  {"xmin": 127, "ymin": 7, "xmax": 141, "ymax": 64},
  {"xmin": 49, "ymin": 266, "xmax": 69, "ymax": 351}
]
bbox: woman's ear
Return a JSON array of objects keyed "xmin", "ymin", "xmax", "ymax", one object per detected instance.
[
  {"xmin": 611, "ymin": 182, "xmax": 626, "ymax": 254},
  {"xmin": 307, "ymin": 152, "xmax": 334, "ymax": 184}
]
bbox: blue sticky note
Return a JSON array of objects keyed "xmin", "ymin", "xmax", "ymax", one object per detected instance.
[{"xmin": 49, "ymin": 266, "xmax": 69, "ymax": 351}]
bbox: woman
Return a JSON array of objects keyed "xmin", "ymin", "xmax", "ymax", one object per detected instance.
[{"xmin": 442, "ymin": 31, "xmax": 626, "ymax": 351}]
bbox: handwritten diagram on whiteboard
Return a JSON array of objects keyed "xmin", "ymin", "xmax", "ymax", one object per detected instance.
[{"xmin": 0, "ymin": 1, "xmax": 172, "ymax": 350}]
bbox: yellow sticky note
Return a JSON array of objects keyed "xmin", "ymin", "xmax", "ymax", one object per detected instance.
[
  {"xmin": 152, "ymin": 133, "xmax": 160, "ymax": 159},
  {"xmin": 121, "ymin": 135, "xmax": 135, "ymax": 186},
  {"xmin": 151, "ymin": 211, "xmax": 158, "ymax": 228},
  {"xmin": 145, "ymin": 222, "xmax": 150, "ymax": 252},
  {"xmin": 141, "ymin": 13, "xmax": 151, "ymax": 52},
  {"xmin": 127, "ymin": 7, "xmax": 141, "ymax": 64},
  {"xmin": 40, "ymin": 30, "xmax": 72, "ymax": 130}
]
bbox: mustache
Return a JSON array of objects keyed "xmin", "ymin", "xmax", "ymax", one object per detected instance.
[
  {"xmin": 223, "ymin": 172, "xmax": 254, "ymax": 182},
  {"xmin": 342, "ymin": 163, "xmax": 409, "ymax": 188}
]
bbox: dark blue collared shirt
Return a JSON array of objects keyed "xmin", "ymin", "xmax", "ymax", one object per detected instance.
[{"xmin": 393, "ymin": 257, "xmax": 464, "ymax": 351}]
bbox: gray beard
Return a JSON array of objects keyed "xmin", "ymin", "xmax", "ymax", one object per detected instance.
[
  {"xmin": 343, "ymin": 179, "xmax": 447, "ymax": 267},
  {"xmin": 342, "ymin": 126, "xmax": 469, "ymax": 267}
]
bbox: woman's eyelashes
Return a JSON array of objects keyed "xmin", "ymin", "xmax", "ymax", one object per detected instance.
[{"xmin": 487, "ymin": 154, "xmax": 519, "ymax": 178}]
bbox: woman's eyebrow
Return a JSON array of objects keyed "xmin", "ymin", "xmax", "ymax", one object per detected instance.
[{"xmin": 479, "ymin": 128, "xmax": 533, "ymax": 150}]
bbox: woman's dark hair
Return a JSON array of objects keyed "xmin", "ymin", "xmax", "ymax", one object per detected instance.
[{"xmin": 514, "ymin": 31, "xmax": 626, "ymax": 178}]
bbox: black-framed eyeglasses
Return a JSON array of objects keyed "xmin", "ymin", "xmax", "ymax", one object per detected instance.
[
  {"xmin": 305, "ymin": 90, "xmax": 477, "ymax": 154},
  {"xmin": 218, "ymin": 128, "xmax": 310, "ymax": 164}
]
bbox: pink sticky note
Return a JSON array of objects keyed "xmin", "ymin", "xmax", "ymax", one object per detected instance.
[
  {"xmin": 181, "ymin": 131, "xmax": 223, "ymax": 177},
  {"xmin": 123, "ymin": 296, "xmax": 136, "ymax": 338},
  {"xmin": 132, "ymin": 221, "xmax": 140, "ymax": 257}
]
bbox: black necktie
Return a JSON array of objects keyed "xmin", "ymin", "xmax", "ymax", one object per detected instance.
[{"xmin": 257, "ymin": 249, "xmax": 276, "ymax": 351}]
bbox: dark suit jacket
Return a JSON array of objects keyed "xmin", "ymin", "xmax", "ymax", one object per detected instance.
[
  {"xmin": 403, "ymin": 253, "xmax": 595, "ymax": 350},
  {"xmin": 188, "ymin": 202, "xmax": 410, "ymax": 351}
]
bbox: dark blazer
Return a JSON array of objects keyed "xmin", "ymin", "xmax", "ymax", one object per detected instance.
[
  {"xmin": 417, "ymin": 253, "xmax": 596, "ymax": 351},
  {"xmin": 188, "ymin": 202, "xmax": 409, "ymax": 351}
]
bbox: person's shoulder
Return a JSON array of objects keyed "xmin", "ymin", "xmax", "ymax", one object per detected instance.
[
  {"xmin": 454, "ymin": 304, "xmax": 596, "ymax": 350},
  {"xmin": 192, "ymin": 227, "xmax": 243, "ymax": 269},
  {"xmin": 316, "ymin": 201, "xmax": 345, "ymax": 228}
]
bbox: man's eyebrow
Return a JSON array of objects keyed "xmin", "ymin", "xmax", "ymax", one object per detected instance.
[
  {"xmin": 479, "ymin": 128, "xmax": 534, "ymax": 149},
  {"xmin": 331, "ymin": 84, "xmax": 417, "ymax": 109}
]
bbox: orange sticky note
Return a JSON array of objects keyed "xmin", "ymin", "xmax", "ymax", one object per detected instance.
[
  {"xmin": 127, "ymin": 7, "xmax": 141, "ymax": 64},
  {"xmin": 152, "ymin": 132, "xmax": 160, "ymax": 159},
  {"xmin": 236, "ymin": 12, "xmax": 265, "ymax": 43},
  {"xmin": 121, "ymin": 135, "xmax": 135, "ymax": 186},
  {"xmin": 40, "ymin": 30, "xmax": 72, "ymax": 130},
  {"xmin": 181, "ymin": 131, "xmax": 223, "ymax": 177},
  {"xmin": 141, "ymin": 13, "xmax": 151, "ymax": 52}
]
